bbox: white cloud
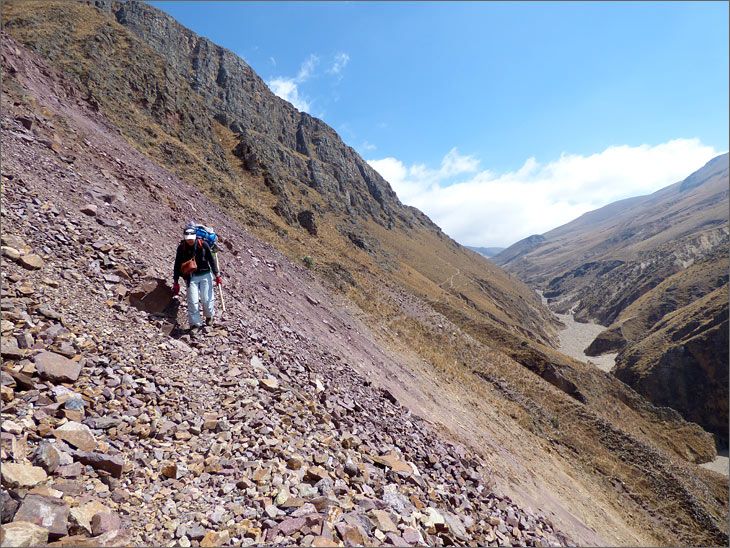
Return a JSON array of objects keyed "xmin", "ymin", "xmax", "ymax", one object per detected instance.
[
  {"xmin": 268, "ymin": 78, "xmax": 311, "ymax": 112},
  {"xmin": 328, "ymin": 52, "xmax": 350, "ymax": 77},
  {"xmin": 368, "ymin": 139, "xmax": 721, "ymax": 248},
  {"xmin": 360, "ymin": 140, "xmax": 377, "ymax": 152},
  {"xmin": 296, "ymin": 54, "xmax": 319, "ymax": 81},
  {"xmin": 267, "ymin": 54, "xmax": 320, "ymax": 113}
]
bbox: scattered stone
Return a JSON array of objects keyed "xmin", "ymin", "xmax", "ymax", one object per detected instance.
[
  {"xmin": 1, "ymin": 246, "xmax": 21, "ymax": 261},
  {"xmin": 90, "ymin": 512, "xmax": 121, "ymax": 536},
  {"xmin": 370, "ymin": 509, "xmax": 398, "ymax": 533},
  {"xmin": 201, "ymin": 530, "xmax": 230, "ymax": 547},
  {"xmin": 0, "ymin": 521, "xmax": 49, "ymax": 547},
  {"xmin": 31, "ymin": 441, "xmax": 61, "ymax": 473},
  {"xmin": 19, "ymin": 254, "xmax": 44, "ymax": 270},
  {"xmin": 80, "ymin": 204, "xmax": 97, "ymax": 216},
  {"xmin": 1, "ymin": 337, "xmax": 25, "ymax": 359},
  {"xmin": 1, "ymin": 490, "xmax": 20, "ymax": 522},
  {"xmin": 35, "ymin": 352, "xmax": 82, "ymax": 384},
  {"xmin": 161, "ymin": 462, "xmax": 187, "ymax": 480},
  {"xmin": 371, "ymin": 452, "xmax": 413, "ymax": 474},
  {"xmin": 13, "ymin": 495, "xmax": 69, "ymax": 539},
  {"xmin": 1, "ymin": 420, "xmax": 23, "ymax": 435},
  {"xmin": 1, "ymin": 463, "xmax": 47, "ymax": 488},
  {"xmin": 53, "ymin": 421, "xmax": 96, "ymax": 451},
  {"xmin": 69, "ymin": 500, "xmax": 109, "ymax": 534},
  {"xmin": 128, "ymin": 279, "xmax": 173, "ymax": 314},
  {"xmin": 260, "ymin": 377, "xmax": 279, "ymax": 392},
  {"xmin": 74, "ymin": 451, "xmax": 124, "ymax": 478},
  {"xmin": 278, "ymin": 517, "xmax": 306, "ymax": 535}
]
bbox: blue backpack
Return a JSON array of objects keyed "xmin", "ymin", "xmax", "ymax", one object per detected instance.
[{"xmin": 187, "ymin": 222, "xmax": 218, "ymax": 250}]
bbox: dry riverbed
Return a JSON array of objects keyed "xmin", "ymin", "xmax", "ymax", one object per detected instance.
[{"xmin": 537, "ymin": 292, "xmax": 617, "ymax": 372}]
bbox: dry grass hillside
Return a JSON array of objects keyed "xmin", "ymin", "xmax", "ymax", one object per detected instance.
[{"xmin": 2, "ymin": 2, "xmax": 728, "ymax": 546}]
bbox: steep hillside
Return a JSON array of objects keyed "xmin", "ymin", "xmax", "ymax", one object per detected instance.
[
  {"xmin": 612, "ymin": 284, "xmax": 729, "ymax": 446},
  {"xmin": 586, "ymin": 249, "xmax": 729, "ymax": 356},
  {"xmin": 2, "ymin": 4, "xmax": 729, "ymax": 547},
  {"xmin": 1, "ymin": 0, "xmax": 560, "ymax": 363},
  {"xmin": 466, "ymin": 246, "xmax": 505, "ymax": 258}
]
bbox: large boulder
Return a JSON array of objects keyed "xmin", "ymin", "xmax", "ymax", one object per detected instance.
[
  {"xmin": 13, "ymin": 495, "xmax": 69, "ymax": 539},
  {"xmin": 0, "ymin": 521, "xmax": 49, "ymax": 547},
  {"xmin": 128, "ymin": 278, "xmax": 174, "ymax": 315},
  {"xmin": 34, "ymin": 352, "xmax": 81, "ymax": 383}
]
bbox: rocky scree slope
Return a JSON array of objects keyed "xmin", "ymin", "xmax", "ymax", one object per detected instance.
[
  {"xmin": 1, "ymin": 0, "xmax": 561, "ymax": 361},
  {"xmin": 2, "ymin": 10, "xmax": 729, "ymax": 547},
  {"xmin": 0, "ymin": 36, "xmax": 572, "ymax": 548}
]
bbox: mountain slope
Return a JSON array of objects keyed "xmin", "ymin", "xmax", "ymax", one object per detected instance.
[
  {"xmin": 612, "ymin": 284, "xmax": 729, "ymax": 446},
  {"xmin": 2, "ymin": 4, "xmax": 728, "ymax": 546},
  {"xmin": 1, "ymin": 0, "xmax": 560, "ymax": 359},
  {"xmin": 466, "ymin": 246, "xmax": 506, "ymax": 258}
]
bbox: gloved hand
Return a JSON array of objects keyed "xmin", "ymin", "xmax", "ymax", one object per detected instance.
[
  {"xmin": 172, "ymin": 282, "xmax": 180, "ymax": 296},
  {"xmin": 215, "ymin": 276, "xmax": 223, "ymax": 286}
]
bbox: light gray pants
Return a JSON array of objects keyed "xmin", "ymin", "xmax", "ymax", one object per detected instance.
[{"xmin": 186, "ymin": 272, "xmax": 215, "ymax": 327}]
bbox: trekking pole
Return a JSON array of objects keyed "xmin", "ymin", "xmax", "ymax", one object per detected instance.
[
  {"xmin": 214, "ymin": 249, "xmax": 226, "ymax": 313},
  {"xmin": 218, "ymin": 284, "xmax": 226, "ymax": 313}
]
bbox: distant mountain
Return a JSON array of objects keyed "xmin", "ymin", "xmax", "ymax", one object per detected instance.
[
  {"xmin": 494, "ymin": 154, "xmax": 729, "ymax": 445},
  {"xmin": 467, "ymin": 245, "xmax": 505, "ymax": 258},
  {"xmin": 493, "ymin": 154, "xmax": 728, "ymax": 323}
]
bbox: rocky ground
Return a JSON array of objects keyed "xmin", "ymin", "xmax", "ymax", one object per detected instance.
[{"xmin": 0, "ymin": 35, "xmax": 571, "ymax": 547}]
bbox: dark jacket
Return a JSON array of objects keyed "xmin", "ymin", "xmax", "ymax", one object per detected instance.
[{"xmin": 173, "ymin": 239, "xmax": 219, "ymax": 283}]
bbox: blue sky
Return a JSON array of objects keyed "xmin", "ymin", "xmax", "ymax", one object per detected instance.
[{"xmin": 151, "ymin": 1, "xmax": 728, "ymax": 246}]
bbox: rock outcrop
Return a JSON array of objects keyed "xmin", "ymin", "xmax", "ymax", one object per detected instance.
[{"xmin": 613, "ymin": 285, "xmax": 729, "ymax": 446}]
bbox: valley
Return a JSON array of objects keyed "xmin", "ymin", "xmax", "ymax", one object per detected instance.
[{"xmin": 537, "ymin": 292, "xmax": 617, "ymax": 373}]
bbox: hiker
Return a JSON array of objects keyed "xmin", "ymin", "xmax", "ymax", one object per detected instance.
[{"xmin": 172, "ymin": 227, "xmax": 222, "ymax": 329}]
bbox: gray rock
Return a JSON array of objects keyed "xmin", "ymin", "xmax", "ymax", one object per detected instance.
[
  {"xmin": 35, "ymin": 351, "xmax": 82, "ymax": 383},
  {"xmin": 74, "ymin": 451, "xmax": 125, "ymax": 478}
]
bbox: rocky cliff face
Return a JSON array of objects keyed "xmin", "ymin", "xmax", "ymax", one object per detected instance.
[
  {"xmin": 613, "ymin": 285, "xmax": 729, "ymax": 446},
  {"xmin": 104, "ymin": 0, "xmax": 424, "ymax": 230}
]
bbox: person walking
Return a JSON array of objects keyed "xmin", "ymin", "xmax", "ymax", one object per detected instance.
[{"xmin": 173, "ymin": 227, "xmax": 222, "ymax": 329}]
